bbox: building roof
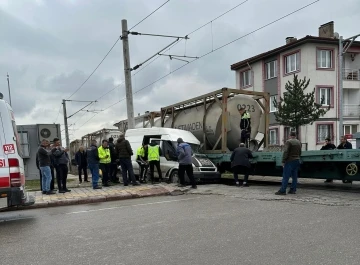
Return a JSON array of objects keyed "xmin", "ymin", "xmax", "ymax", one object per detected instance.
[{"xmin": 230, "ymin": 35, "xmax": 360, "ymax": 71}]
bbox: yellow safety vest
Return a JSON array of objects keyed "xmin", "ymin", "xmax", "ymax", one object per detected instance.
[
  {"xmin": 148, "ymin": 145, "xmax": 160, "ymax": 161},
  {"xmin": 137, "ymin": 146, "xmax": 145, "ymax": 157},
  {"xmin": 242, "ymin": 112, "xmax": 250, "ymax": 119},
  {"xmin": 98, "ymin": 146, "xmax": 111, "ymax": 164}
]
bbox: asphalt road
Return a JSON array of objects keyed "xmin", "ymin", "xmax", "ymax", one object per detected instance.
[{"xmin": 1, "ymin": 194, "xmax": 360, "ymax": 265}]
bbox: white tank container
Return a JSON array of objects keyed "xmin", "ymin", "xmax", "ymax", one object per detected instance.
[{"xmin": 163, "ymin": 95, "xmax": 263, "ymax": 151}]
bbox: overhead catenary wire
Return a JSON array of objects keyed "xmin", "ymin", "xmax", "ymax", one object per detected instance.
[
  {"xmin": 64, "ymin": 0, "xmax": 171, "ymax": 101},
  {"xmin": 77, "ymin": 0, "xmax": 320, "ymax": 129}
]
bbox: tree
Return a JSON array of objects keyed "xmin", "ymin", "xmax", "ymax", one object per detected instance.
[{"xmin": 273, "ymin": 74, "xmax": 329, "ymax": 137}]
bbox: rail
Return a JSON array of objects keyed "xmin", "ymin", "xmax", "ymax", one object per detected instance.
[{"xmin": 343, "ymin": 68, "xmax": 360, "ymax": 81}]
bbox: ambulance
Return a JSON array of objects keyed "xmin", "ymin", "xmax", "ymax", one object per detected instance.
[{"xmin": 0, "ymin": 93, "xmax": 34, "ymax": 209}]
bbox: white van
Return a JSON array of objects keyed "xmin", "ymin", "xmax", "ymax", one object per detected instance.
[
  {"xmin": 124, "ymin": 127, "xmax": 220, "ymax": 183},
  {"xmin": 0, "ymin": 93, "xmax": 34, "ymax": 208}
]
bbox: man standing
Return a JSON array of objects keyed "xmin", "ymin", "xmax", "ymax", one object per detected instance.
[
  {"xmin": 75, "ymin": 146, "xmax": 88, "ymax": 184},
  {"xmin": 147, "ymin": 141, "xmax": 163, "ymax": 184},
  {"xmin": 87, "ymin": 140, "xmax": 102, "ymax": 189},
  {"xmin": 275, "ymin": 132, "xmax": 302, "ymax": 195},
  {"xmin": 108, "ymin": 137, "xmax": 120, "ymax": 183},
  {"xmin": 239, "ymin": 107, "xmax": 251, "ymax": 145},
  {"xmin": 37, "ymin": 139, "xmax": 56, "ymax": 195},
  {"xmin": 176, "ymin": 138, "xmax": 197, "ymax": 189},
  {"xmin": 136, "ymin": 143, "xmax": 149, "ymax": 183},
  {"xmin": 52, "ymin": 138, "xmax": 71, "ymax": 193},
  {"xmin": 325, "ymin": 136, "xmax": 353, "ymax": 184},
  {"xmin": 36, "ymin": 148, "xmax": 56, "ymax": 192},
  {"xmin": 98, "ymin": 140, "xmax": 111, "ymax": 187},
  {"xmin": 115, "ymin": 135, "xmax": 139, "ymax": 186},
  {"xmin": 321, "ymin": 137, "xmax": 336, "ymax": 150},
  {"xmin": 230, "ymin": 143, "xmax": 254, "ymax": 187}
]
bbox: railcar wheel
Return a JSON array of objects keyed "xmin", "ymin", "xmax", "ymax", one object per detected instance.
[{"xmin": 346, "ymin": 163, "xmax": 357, "ymax": 176}]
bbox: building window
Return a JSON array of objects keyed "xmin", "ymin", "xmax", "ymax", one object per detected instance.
[
  {"xmin": 317, "ymin": 49, "xmax": 332, "ymax": 69},
  {"xmin": 317, "ymin": 124, "xmax": 333, "ymax": 143},
  {"xmin": 317, "ymin": 87, "xmax": 332, "ymax": 106},
  {"xmin": 240, "ymin": 70, "xmax": 251, "ymax": 88},
  {"xmin": 285, "ymin": 52, "xmax": 300, "ymax": 74},
  {"xmin": 344, "ymin": 125, "xmax": 358, "ymax": 136},
  {"xmin": 284, "ymin": 127, "xmax": 296, "ymax": 142},
  {"xmin": 270, "ymin": 95, "xmax": 278, "ymax": 112},
  {"xmin": 266, "ymin": 60, "xmax": 277, "ymax": 79},
  {"xmin": 269, "ymin": 129, "xmax": 278, "ymax": 145},
  {"xmin": 18, "ymin": 131, "xmax": 30, "ymax": 157}
]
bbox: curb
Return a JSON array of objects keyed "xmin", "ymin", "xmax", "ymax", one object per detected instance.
[{"xmin": 4, "ymin": 186, "xmax": 174, "ymax": 212}]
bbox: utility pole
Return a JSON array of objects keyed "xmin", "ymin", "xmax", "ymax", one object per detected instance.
[
  {"xmin": 338, "ymin": 33, "xmax": 360, "ymax": 142},
  {"xmin": 121, "ymin": 19, "xmax": 135, "ymax": 129},
  {"xmin": 338, "ymin": 36, "xmax": 343, "ymax": 140},
  {"xmin": 6, "ymin": 73, "xmax": 12, "ymax": 106},
  {"xmin": 62, "ymin": 99, "xmax": 70, "ymax": 150}
]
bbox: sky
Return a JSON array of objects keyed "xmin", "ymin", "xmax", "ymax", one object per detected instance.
[{"xmin": 0, "ymin": 0, "xmax": 359, "ymax": 144}]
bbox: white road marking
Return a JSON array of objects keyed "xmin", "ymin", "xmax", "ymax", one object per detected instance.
[{"xmin": 65, "ymin": 196, "xmax": 202, "ymax": 215}]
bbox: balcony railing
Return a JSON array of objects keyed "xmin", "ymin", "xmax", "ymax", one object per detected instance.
[
  {"xmin": 343, "ymin": 68, "xmax": 360, "ymax": 81},
  {"xmin": 344, "ymin": 104, "xmax": 360, "ymax": 117}
]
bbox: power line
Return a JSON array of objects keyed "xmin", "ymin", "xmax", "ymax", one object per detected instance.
[
  {"xmin": 54, "ymin": 105, "xmax": 62, "ymax": 123},
  {"xmin": 129, "ymin": 0, "xmax": 171, "ymax": 30},
  {"xmin": 66, "ymin": 37, "xmax": 120, "ymax": 100},
  {"xmin": 65, "ymin": 1, "xmax": 171, "ymax": 101},
  {"xmin": 76, "ymin": 0, "xmax": 319, "ymax": 128}
]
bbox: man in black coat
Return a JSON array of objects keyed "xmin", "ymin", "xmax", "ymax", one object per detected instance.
[
  {"xmin": 108, "ymin": 137, "xmax": 120, "ymax": 183},
  {"xmin": 75, "ymin": 146, "xmax": 88, "ymax": 183},
  {"xmin": 230, "ymin": 143, "xmax": 254, "ymax": 187},
  {"xmin": 36, "ymin": 148, "xmax": 56, "ymax": 191}
]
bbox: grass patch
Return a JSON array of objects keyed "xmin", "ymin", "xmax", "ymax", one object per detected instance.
[{"xmin": 25, "ymin": 179, "xmax": 76, "ymax": 191}]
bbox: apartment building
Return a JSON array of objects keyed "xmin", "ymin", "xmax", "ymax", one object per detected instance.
[{"xmin": 231, "ymin": 21, "xmax": 360, "ymax": 150}]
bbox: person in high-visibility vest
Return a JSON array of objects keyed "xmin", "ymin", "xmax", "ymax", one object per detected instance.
[
  {"xmin": 98, "ymin": 139, "xmax": 111, "ymax": 187},
  {"xmin": 136, "ymin": 144, "xmax": 148, "ymax": 183},
  {"xmin": 239, "ymin": 107, "xmax": 251, "ymax": 145},
  {"xmin": 148, "ymin": 142, "xmax": 163, "ymax": 184}
]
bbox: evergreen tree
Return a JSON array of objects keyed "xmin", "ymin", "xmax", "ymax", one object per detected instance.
[{"xmin": 273, "ymin": 74, "xmax": 329, "ymax": 135}]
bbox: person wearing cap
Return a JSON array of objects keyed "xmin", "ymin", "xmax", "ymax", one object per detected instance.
[
  {"xmin": 275, "ymin": 131, "xmax": 302, "ymax": 195},
  {"xmin": 176, "ymin": 138, "xmax": 197, "ymax": 189}
]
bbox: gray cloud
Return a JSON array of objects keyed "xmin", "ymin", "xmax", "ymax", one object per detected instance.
[{"xmin": 1, "ymin": 0, "xmax": 359, "ymax": 141}]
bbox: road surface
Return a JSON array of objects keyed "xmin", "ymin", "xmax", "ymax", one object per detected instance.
[{"xmin": 1, "ymin": 194, "xmax": 359, "ymax": 265}]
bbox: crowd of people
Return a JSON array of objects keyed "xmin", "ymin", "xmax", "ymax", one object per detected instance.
[{"xmin": 37, "ymin": 135, "xmax": 198, "ymax": 194}]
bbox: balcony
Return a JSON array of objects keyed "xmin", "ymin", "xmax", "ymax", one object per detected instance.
[
  {"xmin": 344, "ymin": 104, "xmax": 360, "ymax": 117},
  {"xmin": 343, "ymin": 69, "xmax": 360, "ymax": 89}
]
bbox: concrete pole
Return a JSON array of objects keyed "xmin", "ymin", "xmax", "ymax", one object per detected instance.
[
  {"xmin": 121, "ymin": 19, "xmax": 135, "ymax": 129},
  {"xmin": 6, "ymin": 73, "xmax": 12, "ymax": 106},
  {"xmin": 62, "ymin": 99, "xmax": 71, "ymax": 169},
  {"xmin": 338, "ymin": 36, "xmax": 343, "ymax": 141}
]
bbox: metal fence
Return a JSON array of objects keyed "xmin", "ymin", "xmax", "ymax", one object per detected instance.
[
  {"xmin": 343, "ymin": 68, "xmax": 360, "ymax": 81},
  {"xmin": 263, "ymin": 143, "xmax": 308, "ymax": 152}
]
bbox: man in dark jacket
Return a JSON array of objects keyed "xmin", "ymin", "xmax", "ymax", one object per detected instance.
[
  {"xmin": 86, "ymin": 140, "xmax": 102, "ymax": 189},
  {"xmin": 325, "ymin": 136, "xmax": 353, "ymax": 184},
  {"xmin": 276, "ymin": 132, "xmax": 302, "ymax": 195},
  {"xmin": 320, "ymin": 137, "xmax": 336, "ymax": 150},
  {"xmin": 108, "ymin": 137, "xmax": 120, "ymax": 183},
  {"xmin": 37, "ymin": 139, "xmax": 56, "ymax": 195},
  {"xmin": 337, "ymin": 136, "xmax": 353, "ymax": 149},
  {"xmin": 51, "ymin": 138, "xmax": 71, "ymax": 193},
  {"xmin": 176, "ymin": 138, "xmax": 197, "ymax": 189},
  {"xmin": 36, "ymin": 151, "xmax": 56, "ymax": 191},
  {"xmin": 75, "ymin": 146, "xmax": 88, "ymax": 183},
  {"xmin": 115, "ymin": 135, "xmax": 139, "ymax": 186},
  {"xmin": 230, "ymin": 143, "xmax": 253, "ymax": 187}
]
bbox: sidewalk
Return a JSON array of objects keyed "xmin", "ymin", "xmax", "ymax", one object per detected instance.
[{"xmin": 18, "ymin": 183, "xmax": 186, "ymax": 210}]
